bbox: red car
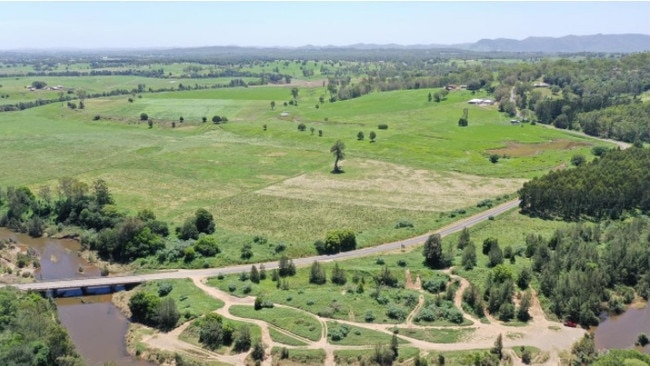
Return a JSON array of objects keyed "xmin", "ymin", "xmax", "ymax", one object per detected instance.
[{"xmin": 564, "ymin": 320, "xmax": 578, "ymax": 328}]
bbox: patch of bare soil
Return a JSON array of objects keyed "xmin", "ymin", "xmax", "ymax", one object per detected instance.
[
  {"xmin": 256, "ymin": 159, "xmax": 526, "ymax": 212},
  {"xmin": 0, "ymin": 243, "xmax": 38, "ymax": 284},
  {"xmin": 487, "ymin": 140, "xmax": 589, "ymax": 157},
  {"xmin": 78, "ymin": 249, "xmax": 132, "ymax": 277},
  {"xmin": 404, "ymin": 269, "xmax": 421, "ymax": 290}
]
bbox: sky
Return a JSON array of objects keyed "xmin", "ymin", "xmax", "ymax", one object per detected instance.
[{"xmin": 0, "ymin": 1, "xmax": 648, "ymax": 50}]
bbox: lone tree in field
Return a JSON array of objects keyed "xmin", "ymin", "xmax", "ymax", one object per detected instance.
[
  {"xmin": 270, "ymin": 101, "xmax": 275, "ymax": 110},
  {"xmin": 291, "ymin": 87, "xmax": 299, "ymax": 100},
  {"xmin": 369, "ymin": 131, "xmax": 377, "ymax": 143},
  {"xmin": 330, "ymin": 140, "xmax": 345, "ymax": 173},
  {"xmin": 140, "ymin": 113, "xmax": 149, "ymax": 121},
  {"xmin": 423, "ymin": 233, "xmax": 448, "ymax": 269}
]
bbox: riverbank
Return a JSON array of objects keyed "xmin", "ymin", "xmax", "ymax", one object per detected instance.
[{"xmin": 0, "ymin": 235, "xmax": 38, "ymax": 283}]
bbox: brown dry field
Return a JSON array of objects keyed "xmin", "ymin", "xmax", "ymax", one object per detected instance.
[
  {"xmin": 256, "ymin": 159, "xmax": 526, "ymax": 212},
  {"xmin": 487, "ymin": 139, "xmax": 588, "ymax": 157}
]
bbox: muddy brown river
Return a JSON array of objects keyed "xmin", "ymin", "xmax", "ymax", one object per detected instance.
[
  {"xmin": 594, "ymin": 304, "xmax": 650, "ymax": 354},
  {"xmin": 2, "ymin": 227, "xmax": 649, "ymax": 362},
  {"xmin": 0, "ymin": 228, "xmax": 152, "ymax": 366}
]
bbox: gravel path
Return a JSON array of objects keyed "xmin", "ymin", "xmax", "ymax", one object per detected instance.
[{"xmin": 137, "ymin": 273, "xmax": 585, "ymax": 366}]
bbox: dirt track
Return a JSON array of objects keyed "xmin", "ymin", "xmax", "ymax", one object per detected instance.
[{"xmin": 138, "ymin": 272, "xmax": 585, "ymax": 366}]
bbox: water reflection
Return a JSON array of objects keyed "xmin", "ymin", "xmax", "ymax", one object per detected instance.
[
  {"xmin": 0, "ymin": 228, "xmax": 153, "ymax": 366},
  {"xmin": 594, "ymin": 304, "xmax": 650, "ymax": 354},
  {"xmin": 57, "ymin": 295, "xmax": 154, "ymax": 366}
]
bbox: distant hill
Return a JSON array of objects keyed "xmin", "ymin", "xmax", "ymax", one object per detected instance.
[
  {"xmin": 460, "ymin": 34, "xmax": 650, "ymax": 53},
  {"xmin": 2, "ymin": 33, "xmax": 648, "ymax": 56}
]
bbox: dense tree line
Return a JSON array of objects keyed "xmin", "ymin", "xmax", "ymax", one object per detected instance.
[
  {"xmin": 0, "ymin": 287, "xmax": 84, "ymax": 365},
  {"xmin": 577, "ymin": 102, "xmax": 650, "ymax": 143},
  {"xmin": 524, "ymin": 219, "xmax": 650, "ymax": 327},
  {"xmin": 0, "ymin": 68, "xmax": 290, "ymax": 82},
  {"xmin": 508, "ymin": 53, "xmax": 650, "ymax": 142},
  {"xmin": 519, "ymin": 147, "xmax": 650, "ymax": 220}
]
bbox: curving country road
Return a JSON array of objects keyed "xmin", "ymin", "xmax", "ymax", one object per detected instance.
[{"xmin": 6, "ymin": 199, "xmax": 521, "ymax": 292}]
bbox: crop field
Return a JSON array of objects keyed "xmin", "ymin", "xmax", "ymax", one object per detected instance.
[{"xmin": 0, "ymin": 75, "xmax": 608, "ymax": 251}]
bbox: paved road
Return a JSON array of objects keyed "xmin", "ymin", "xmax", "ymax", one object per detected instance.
[{"xmin": 6, "ymin": 199, "xmax": 521, "ymax": 292}]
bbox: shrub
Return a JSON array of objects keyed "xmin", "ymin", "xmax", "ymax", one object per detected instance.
[
  {"xmin": 274, "ymin": 243, "xmax": 286, "ymax": 253},
  {"xmin": 521, "ymin": 348, "xmax": 531, "ymax": 364},
  {"xmin": 415, "ymin": 308, "xmax": 436, "ymax": 322},
  {"xmin": 157, "ymin": 282, "xmax": 173, "ymax": 297},
  {"xmin": 365, "ymin": 311, "xmax": 376, "ymax": 322},
  {"xmin": 378, "ymin": 124, "xmax": 388, "ymax": 130},
  {"xmin": 571, "ymin": 154, "xmax": 586, "ymax": 166},
  {"xmin": 297, "ymin": 123, "xmax": 306, "ymax": 131},
  {"xmin": 194, "ymin": 235, "xmax": 220, "ymax": 257},
  {"xmin": 476, "ymin": 199, "xmax": 494, "ymax": 208},
  {"xmin": 93, "ymin": 115, "xmax": 101, "ymax": 121},
  {"xmin": 423, "ymin": 278, "xmax": 447, "ymax": 294},
  {"xmin": 395, "ymin": 220, "xmax": 414, "ymax": 229},
  {"xmin": 386, "ymin": 304, "xmax": 407, "ymax": 320}
]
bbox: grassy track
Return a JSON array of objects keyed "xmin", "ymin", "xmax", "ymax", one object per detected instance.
[
  {"xmin": 228, "ymin": 305, "xmax": 322, "ymax": 341},
  {"xmin": 334, "ymin": 347, "xmax": 420, "ymax": 363},
  {"xmin": 327, "ymin": 321, "xmax": 407, "ymax": 345},
  {"xmin": 270, "ymin": 347, "xmax": 326, "ymax": 365},
  {"xmin": 268, "ymin": 327, "xmax": 308, "ymax": 346},
  {"xmin": 396, "ymin": 327, "xmax": 472, "ymax": 343}
]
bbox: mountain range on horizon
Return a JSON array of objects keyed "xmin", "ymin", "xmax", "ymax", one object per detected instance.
[
  {"xmin": 3, "ymin": 33, "xmax": 649, "ymax": 54},
  {"xmin": 309, "ymin": 33, "xmax": 650, "ymax": 53}
]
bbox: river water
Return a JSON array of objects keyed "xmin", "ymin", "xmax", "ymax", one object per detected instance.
[
  {"xmin": 0, "ymin": 228, "xmax": 152, "ymax": 366},
  {"xmin": 3, "ymin": 227, "xmax": 650, "ymax": 361},
  {"xmin": 594, "ymin": 304, "xmax": 650, "ymax": 354}
]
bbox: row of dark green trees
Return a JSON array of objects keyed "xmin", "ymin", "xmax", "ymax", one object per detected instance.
[
  {"xmin": 515, "ymin": 145, "xmax": 650, "ymax": 326},
  {"xmin": 0, "ymin": 177, "xmax": 215, "ymax": 264},
  {"xmin": 518, "ymin": 146, "xmax": 650, "ymax": 220}
]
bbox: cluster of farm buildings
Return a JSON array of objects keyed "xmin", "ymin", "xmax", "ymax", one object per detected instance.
[
  {"xmin": 467, "ymin": 98, "xmax": 495, "ymax": 105},
  {"xmin": 25, "ymin": 85, "xmax": 65, "ymax": 91}
]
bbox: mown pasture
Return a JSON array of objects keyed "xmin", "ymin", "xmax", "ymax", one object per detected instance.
[{"xmin": 0, "ymin": 81, "xmax": 606, "ymax": 252}]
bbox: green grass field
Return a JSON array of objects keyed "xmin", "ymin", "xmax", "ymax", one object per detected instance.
[
  {"xmin": 268, "ymin": 327, "xmax": 308, "ymax": 346},
  {"xmin": 0, "ymin": 80, "xmax": 611, "ymax": 252},
  {"xmin": 228, "ymin": 305, "xmax": 322, "ymax": 341},
  {"xmin": 137, "ymin": 279, "xmax": 224, "ymax": 324}
]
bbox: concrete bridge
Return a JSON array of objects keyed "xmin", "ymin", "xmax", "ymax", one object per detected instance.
[{"xmin": 3, "ymin": 200, "xmax": 520, "ymax": 295}]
